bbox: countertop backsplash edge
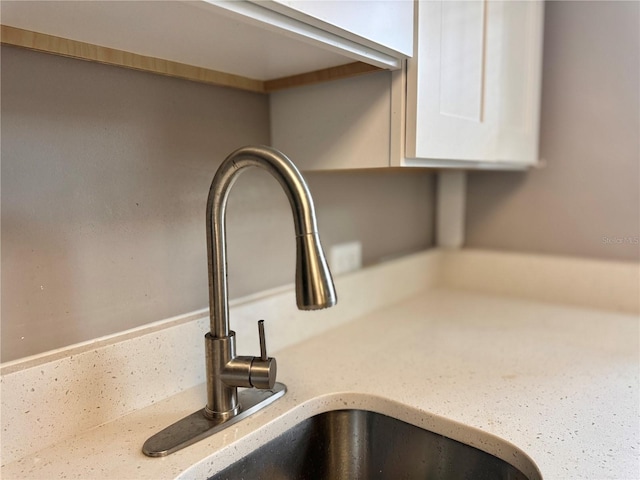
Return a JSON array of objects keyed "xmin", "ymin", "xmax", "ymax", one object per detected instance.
[{"xmin": 3, "ymin": 247, "xmax": 638, "ymax": 466}]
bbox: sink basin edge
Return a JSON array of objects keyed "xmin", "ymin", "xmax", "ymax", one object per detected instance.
[{"xmin": 175, "ymin": 391, "xmax": 542, "ymax": 480}]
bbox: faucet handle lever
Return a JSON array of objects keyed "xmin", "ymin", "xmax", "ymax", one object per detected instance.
[
  {"xmin": 258, "ymin": 320, "xmax": 268, "ymax": 361},
  {"xmin": 249, "ymin": 320, "xmax": 276, "ymax": 389}
]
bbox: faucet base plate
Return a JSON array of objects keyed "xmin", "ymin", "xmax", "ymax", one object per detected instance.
[{"xmin": 142, "ymin": 382, "xmax": 286, "ymax": 457}]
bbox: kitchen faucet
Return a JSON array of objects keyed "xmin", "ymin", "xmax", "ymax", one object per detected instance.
[{"xmin": 143, "ymin": 145, "xmax": 337, "ymax": 456}]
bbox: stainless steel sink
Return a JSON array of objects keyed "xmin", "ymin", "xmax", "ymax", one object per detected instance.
[{"xmin": 209, "ymin": 409, "xmax": 538, "ymax": 480}]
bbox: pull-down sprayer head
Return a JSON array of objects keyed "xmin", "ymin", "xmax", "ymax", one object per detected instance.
[{"xmin": 295, "ymin": 232, "xmax": 337, "ymax": 310}]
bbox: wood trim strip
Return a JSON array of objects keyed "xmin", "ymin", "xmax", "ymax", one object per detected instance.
[
  {"xmin": 1, "ymin": 25, "xmax": 266, "ymax": 93},
  {"xmin": 264, "ymin": 62, "xmax": 382, "ymax": 92},
  {"xmin": 1, "ymin": 25, "xmax": 383, "ymax": 95}
]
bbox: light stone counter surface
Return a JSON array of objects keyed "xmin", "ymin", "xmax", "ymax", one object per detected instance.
[{"xmin": 2, "ymin": 250, "xmax": 639, "ymax": 479}]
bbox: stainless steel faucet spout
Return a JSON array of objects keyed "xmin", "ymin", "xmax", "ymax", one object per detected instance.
[{"xmin": 206, "ymin": 145, "xmax": 336, "ymax": 337}]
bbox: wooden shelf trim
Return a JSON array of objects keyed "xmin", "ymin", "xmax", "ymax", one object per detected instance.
[
  {"xmin": 264, "ymin": 62, "xmax": 382, "ymax": 92},
  {"xmin": 1, "ymin": 25, "xmax": 382, "ymax": 94},
  {"xmin": 0, "ymin": 25, "xmax": 265, "ymax": 93}
]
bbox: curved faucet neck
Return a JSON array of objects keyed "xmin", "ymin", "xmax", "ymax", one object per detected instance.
[{"xmin": 205, "ymin": 145, "xmax": 331, "ymax": 338}]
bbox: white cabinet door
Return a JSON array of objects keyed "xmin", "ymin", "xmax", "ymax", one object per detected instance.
[
  {"xmin": 406, "ymin": 0, "xmax": 495, "ymax": 161},
  {"xmin": 405, "ymin": 0, "xmax": 544, "ymax": 165},
  {"xmin": 256, "ymin": 0, "xmax": 414, "ymax": 58}
]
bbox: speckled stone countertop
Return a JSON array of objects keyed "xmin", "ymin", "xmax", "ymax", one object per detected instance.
[{"xmin": 2, "ymin": 250, "xmax": 639, "ymax": 479}]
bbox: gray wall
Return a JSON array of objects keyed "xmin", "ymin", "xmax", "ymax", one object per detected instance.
[
  {"xmin": 466, "ymin": 1, "xmax": 639, "ymax": 262},
  {"xmin": 1, "ymin": 46, "xmax": 435, "ymax": 362}
]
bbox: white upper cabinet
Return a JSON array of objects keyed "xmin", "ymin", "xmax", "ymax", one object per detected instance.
[
  {"xmin": 405, "ymin": 0, "xmax": 545, "ymax": 166},
  {"xmin": 0, "ymin": 0, "xmax": 413, "ymax": 86},
  {"xmin": 272, "ymin": 0, "xmax": 544, "ymax": 170}
]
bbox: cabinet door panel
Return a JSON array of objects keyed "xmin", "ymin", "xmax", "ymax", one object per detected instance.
[
  {"xmin": 406, "ymin": 0, "xmax": 497, "ymax": 161},
  {"xmin": 439, "ymin": 0, "xmax": 486, "ymax": 121},
  {"xmin": 406, "ymin": 0, "xmax": 543, "ymax": 165}
]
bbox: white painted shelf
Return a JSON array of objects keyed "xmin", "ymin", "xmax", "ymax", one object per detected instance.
[{"xmin": 0, "ymin": 0, "xmax": 411, "ymax": 83}]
